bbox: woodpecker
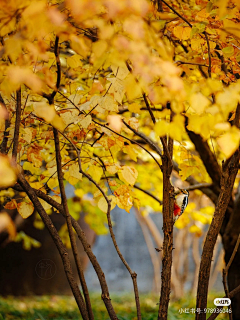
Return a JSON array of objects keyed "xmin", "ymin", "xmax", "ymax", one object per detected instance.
[{"xmin": 173, "ymin": 188, "xmax": 189, "ymax": 223}]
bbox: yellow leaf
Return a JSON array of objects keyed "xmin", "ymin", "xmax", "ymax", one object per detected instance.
[
  {"xmin": 129, "ymin": 103, "xmax": 141, "ymax": 113},
  {"xmin": 108, "ymin": 78, "xmax": 125, "ymax": 103},
  {"xmin": 119, "ymin": 166, "xmax": 138, "ymax": 186},
  {"xmin": 111, "ymin": 65, "xmax": 129, "ymax": 80},
  {"xmin": 39, "ymin": 199, "xmax": 52, "ymax": 211},
  {"xmin": 34, "ymin": 102, "xmax": 56, "ymax": 122},
  {"xmin": 7, "ymin": 66, "xmax": 42, "ymax": 92},
  {"xmin": 22, "ymin": 127, "xmax": 32, "ymax": 144},
  {"xmin": 217, "ymin": 127, "xmax": 240, "ymax": 158},
  {"xmin": 48, "ymin": 178, "xmax": 58, "ymax": 189},
  {"xmin": 69, "ymin": 163, "xmax": 82, "ymax": 180},
  {"xmin": 173, "ymin": 26, "xmax": 191, "ymax": 40},
  {"xmin": 114, "ymin": 185, "xmax": 133, "ymax": 213},
  {"xmin": 100, "ymin": 95, "xmax": 118, "ymax": 112},
  {"xmin": 123, "ymin": 144, "xmax": 138, "ymax": 162},
  {"xmin": 61, "ymin": 109, "xmax": 79, "ymax": 126},
  {"xmin": 191, "ymin": 38, "xmax": 205, "ymax": 51},
  {"xmin": 17, "ymin": 201, "xmax": 34, "ymax": 219},
  {"xmin": 79, "ymin": 114, "xmax": 92, "ymax": 129},
  {"xmin": 154, "ymin": 120, "xmax": 169, "ymax": 137},
  {"xmin": 52, "ymin": 195, "xmax": 61, "ymax": 204},
  {"xmin": 189, "ymin": 225, "xmax": 202, "ymax": 237},
  {"xmin": 0, "ymin": 156, "xmax": 17, "ymax": 188},
  {"xmin": 51, "ymin": 114, "xmax": 66, "ymax": 131},
  {"xmin": 107, "ymin": 115, "xmax": 122, "ymax": 133},
  {"xmin": 92, "ymin": 40, "xmax": 108, "ymax": 59},
  {"xmin": 190, "ymin": 92, "xmax": 211, "ymax": 114},
  {"xmin": 75, "ymin": 189, "xmax": 85, "ymax": 198},
  {"xmin": 98, "ymin": 195, "xmax": 117, "ymax": 213},
  {"xmin": 124, "ymin": 74, "xmax": 142, "ymax": 100},
  {"xmin": 67, "ymin": 55, "xmax": 82, "ymax": 68},
  {"xmin": 88, "ymin": 165, "xmax": 103, "ymax": 183}
]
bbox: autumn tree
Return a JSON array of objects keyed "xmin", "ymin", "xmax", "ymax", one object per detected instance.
[{"xmin": 1, "ymin": 0, "xmax": 240, "ymax": 319}]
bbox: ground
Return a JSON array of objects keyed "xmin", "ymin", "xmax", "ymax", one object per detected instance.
[{"xmin": 0, "ymin": 293, "xmax": 230, "ymax": 320}]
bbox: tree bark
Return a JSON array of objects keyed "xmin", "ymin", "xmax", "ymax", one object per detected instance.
[
  {"xmin": 158, "ymin": 134, "xmax": 174, "ymax": 320},
  {"xmin": 195, "ymin": 149, "xmax": 240, "ymax": 320}
]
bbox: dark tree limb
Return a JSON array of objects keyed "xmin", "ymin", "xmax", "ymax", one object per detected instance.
[
  {"xmin": 185, "ymin": 128, "xmax": 221, "ymax": 189},
  {"xmin": 17, "ymin": 174, "xmax": 89, "ymax": 320},
  {"xmin": 195, "ymin": 147, "xmax": 240, "ymax": 319},
  {"xmin": 158, "ymin": 156, "xmax": 174, "ymax": 320}
]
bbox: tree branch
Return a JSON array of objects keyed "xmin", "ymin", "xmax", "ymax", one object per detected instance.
[
  {"xmin": 17, "ymin": 173, "xmax": 89, "ymax": 320},
  {"xmin": 12, "ymin": 88, "xmax": 21, "ymax": 159},
  {"xmin": 53, "ymin": 128, "xmax": 94, "ymax": 320},
  {"xmin": 195, "ymin": 145, "xmax": 240, "ymax": 319}
]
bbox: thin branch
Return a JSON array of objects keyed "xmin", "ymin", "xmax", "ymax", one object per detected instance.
[
  {"xmin": 53, "ymin": 128, "xmax": 94, "ymax": 320},
  {"xmin": 204, "ymin": 32, "xmax": 212, "ymax": 78},
  {"xmin": 93, "ymin": 119, "xmax": 162, "ymax": 170},
  {"xmin": 175, "ymin": 61, "xmax": 209, "ymax": 67},
  {"xmin": 161, "ymin": 0, "xmax": 192, "ymax": 27},
  {"xmin": 134, "ymin": 185, "xmax": 162, "ymax": 205},
  {"xmin": 122, "ymin": 119, "xmax": 163, "ymax": 158},
  {"xmin": 12, "ymin": 88, "xmax": 21, "ymax": 159},
  {"xmin": 51, "ymin": 36, "xmax": 61, "ymax": 101},
  {"xmin": 143, "ymin": 93, "xmax": 156, "ymax": 124}
]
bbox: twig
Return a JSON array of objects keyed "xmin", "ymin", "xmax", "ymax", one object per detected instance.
[
  {"xmin": 204, "ymin": 32, "xmax": 212, "ymax": 78},
  {"xmin": 53, "ymin": 128, "xmax": 94, "ymax": 320},
  {"xmin": 122, "ymin": 119, "xmax": 163, "ymax": 159},
  {"xmin": 175, "ymin": 61, "xmax": 209, "ymax": 67},
  {"xmin": 161, "ymin": 0, "xmax": 192, "ymax": 27},
  {"xmin": 134, "ymin": 185, "xmax": 162, "ymax": 205},
  {"xmin": 143, "ymin": 93, "xmax": 156, "ymax": 124},
  {"xmin": 93, "ymin": 119, "xmax": 162, "ymax": 170},
  {"xmin": 12, "ymin": 88, "xmax": 21, "ymax": 159}
]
